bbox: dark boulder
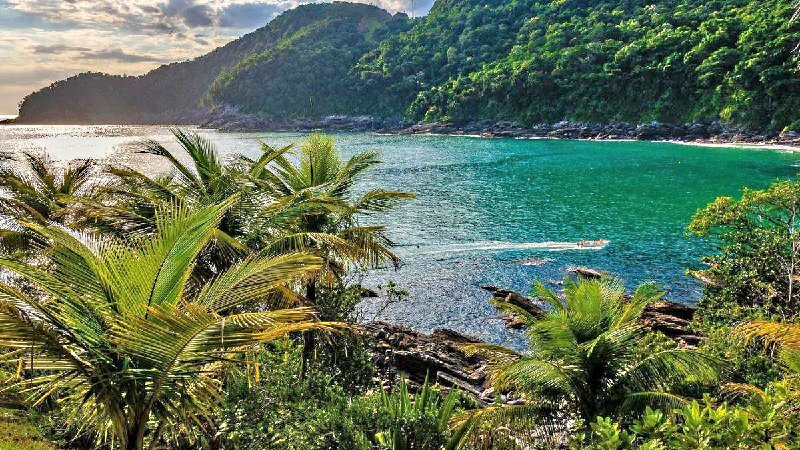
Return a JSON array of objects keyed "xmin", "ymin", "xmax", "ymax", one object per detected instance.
[{"xmin": 567, "ymin": 266, "xmax": 604, "ymax": 280}]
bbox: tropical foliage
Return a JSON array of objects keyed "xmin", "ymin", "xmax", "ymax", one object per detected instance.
[
  {"xmin": 252, "ymin": 133, "xmax": 414, "ymax": 300},
  {"xmin": 206, "ymin": 3, "xmax": 410, "ymax": 117},
  {"xmin": 6, "ymin": 129, "xmax": 800, "ymax": 449},
  {"xmin": 689, "ymin": 178, "xmax": 800, "ymax": 324},
  {"xmin": 458, "ymin": 278, "xmax": 720, "ymax": 445},
  {"xmin": 400, "ymin": 0, "xmax": 800, "ymax": 130},
  {"xmin": 0, "ymin": 195, "xmax": 345, "ymax": 450},
  {"xmin": 369, "ymin": 377, "xmax": 468, "ymax": 450},
  {"xmin": 217, "ymin": 340, "xmax": 373, "ymax": 450},
  {"xmin": 0, "ymin": 151, "xmax": 94, "ymax": 254},
  {"xmin": 576, "ymin": 388, "xmax": 800, "ymax": 449}
]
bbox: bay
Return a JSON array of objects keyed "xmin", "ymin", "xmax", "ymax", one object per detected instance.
[{"xmin": 2, "ymin": 124, "xmax": 799, "ymax": 344}]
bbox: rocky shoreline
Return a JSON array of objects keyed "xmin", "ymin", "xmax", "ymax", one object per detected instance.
[
  {"xmin": 189, "ymin": 107, "xmax": 800, "ymax": 147},
  {"xmin": 6, "ymin": 105, "xmax": 800, "ymax": 148},
  {"xmin": 394, "ymin": 120, "xmax": 800, "ymax": 147},
  {"xmin": 365, "ymin": 282, "xmax": 699, "ymax": 400}
]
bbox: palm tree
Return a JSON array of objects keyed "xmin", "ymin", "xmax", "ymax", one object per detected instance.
[
  {"xmin": 737, "ymin": 320, "xmax": 800, "ymax": 385},
  {"xmin": 0, "ymin": 198, "xmax": 344, "ymax": 450},
  {"xmin": 0, "ymin": 151, "xmax": 94, "ymax": 252},
  {"xmin": 722, "ymin": 322, "xmax": 800, "ymax": 421},
  {"xmin": 249, "ymin": 133, "xmax": 414, "ymax": 370},
  {"xmin": 87, "ymin": 128, "xmax": 268, "ymax": 281},
  {"xmin": 458, "ymin": 277, "xmax": 721, "ymax": 445},
  {"xmin": 87, "ymin": 128, "xmax": 245, "ymax": 234},
  {"xmin": 740, "ymin": 321, "xmax": 800, "ymax": 350},
  {"xmin": 255, "ymin": 133, "xmax": 415, "ymax": 307},
  {"xmin": 101, "ymin": 130, "xmax": 414, "ymax": 298}
]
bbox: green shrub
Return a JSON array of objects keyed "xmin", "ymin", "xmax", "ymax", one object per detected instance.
[
  {"xmin": 577, "ymin": 384, "xmax": 800, "ymax": 449},
  {"xmin": 0, "ymin": 408, "xmax": 55, "ymax": 450},
  {"xmin": 366, "ymin": 377, "xmax": 468, "ymax": 450},
  {"xmin": 217, "ymin": 340, "xmax": 372, "ymax": 450}
]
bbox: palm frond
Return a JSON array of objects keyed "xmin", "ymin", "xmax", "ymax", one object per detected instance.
[{"xmin": 739, "ymin": 321, "xmax": 800, "ymax": 350}]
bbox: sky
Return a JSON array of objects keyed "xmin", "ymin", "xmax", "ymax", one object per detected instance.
[{"xmin": 0, "ymin": 0, "xmax": 435, "ymax": 115}]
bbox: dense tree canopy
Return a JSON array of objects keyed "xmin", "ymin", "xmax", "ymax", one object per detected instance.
[
  {"xmin": 206, "ymin": 3, "xmax": 410, "ymax": 117},
  {"xmin": 402, "ymin": 0, "xmax": 800, "ymax": 130},
  {"xmin": 16, "ymin": 0, "xmax": 800, "ymax": 131}
]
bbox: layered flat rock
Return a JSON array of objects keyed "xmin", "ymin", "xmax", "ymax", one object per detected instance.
[{"xmin": 363, "ymin": 322, "xmax": 491, "ymax": 401}]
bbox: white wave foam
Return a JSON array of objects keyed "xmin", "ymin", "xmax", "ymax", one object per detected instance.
[{"xmin": 415, "ymin": 240, "xmax": 609, "ymax": 255}]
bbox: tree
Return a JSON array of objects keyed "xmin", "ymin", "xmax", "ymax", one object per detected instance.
[
  {"xmin": 89, "ymin": 128, "xmax": 278, "ymax": 285},
  {"xmin": 251, "ymin": 133, "xmax": 414, "ymax": 370},
  {"xmin": 688, "ymin": 179, "xmax": 800, "ymax": 324},
  {"xmin": 0, "ymin": 198, "xmax": 344, "ymax": 450},
  {"xmin": 458, "ymin": 277, "xmax": 720, "ymax": 446},
  {"xmin": 0, "ymin": 151, "xmax": 94, "ymax": 253},
  {"xmin": 93, "ymin": 128, "xmax": 247, "ymax": 236},
  {"xmin": 255, "ymin": 133, "xmax": 415, "ymax": 307}
]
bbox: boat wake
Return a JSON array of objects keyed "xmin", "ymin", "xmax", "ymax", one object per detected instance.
[{"xmin": 413, "ymin": 240, "xmax": 610, "ymax": 255}]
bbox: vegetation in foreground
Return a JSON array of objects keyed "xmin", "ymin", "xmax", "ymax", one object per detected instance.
[
  {"xmin": 2, "ymin": 130, "xmax": 800, "ymax": 448},
  {"xmin": 0, "ymin": 408, "xmax": 54, "ymax": 450}
]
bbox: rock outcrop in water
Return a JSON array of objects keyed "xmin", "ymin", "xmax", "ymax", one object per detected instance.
[{"xmin": 363, "ymin": 281, "xmax": 701, "ymax": 400}]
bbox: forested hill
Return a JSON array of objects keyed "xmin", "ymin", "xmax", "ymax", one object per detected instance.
[
  {"xmin": 15, "ymin": 3, "xmax": 409, "ymax": 124},
  {"xmin": 16, "ymin": 0, "xmax": 800, "ymax": 131}
]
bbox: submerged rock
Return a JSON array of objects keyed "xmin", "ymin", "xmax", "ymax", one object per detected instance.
[
  {"xmin": 567, "ymin": 266, "xmax": 604, "ymax": 279},
  {"xmin": 481, "ymin": 285, "xmax": 545, "ymax": 329}
]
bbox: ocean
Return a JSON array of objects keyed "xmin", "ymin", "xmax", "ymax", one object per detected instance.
[{"xmin": 2, "ymin": 124, "xmax": 799, "ymax": 344}]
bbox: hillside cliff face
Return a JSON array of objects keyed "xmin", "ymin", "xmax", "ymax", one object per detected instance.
[{"xmin": 15, "ymin": 0, "xmax": 800, "ymax": 131}]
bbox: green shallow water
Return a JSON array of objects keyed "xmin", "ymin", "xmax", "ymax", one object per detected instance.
[{"xmin": 2, "ymin": 126, "xmax": 800, "ymax": 344}]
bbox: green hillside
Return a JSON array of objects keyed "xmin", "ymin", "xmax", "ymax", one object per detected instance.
[
  {"xmin": 15, "ymin": 0, "xmax": 800, "ymax": 131},
  {"xmin": 403, "ymin": 0, "xmax": 800, "ymax": 131},
  {"xmin": 205, "ymin": 3, "xmax": 409, "ymax": 117},
  {"xmin": 16, "ymin": 3, "xmax": 406, "ymax": 124}
]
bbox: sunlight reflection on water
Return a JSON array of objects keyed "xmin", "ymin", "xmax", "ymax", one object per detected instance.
[{"xmin": 2, "ymin": 125, "xmax": 799, "ymax": 345}]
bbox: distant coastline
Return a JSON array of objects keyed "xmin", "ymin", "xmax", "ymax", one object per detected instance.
[
  {"xmin": 5, "ymin": 111, "xmax": 800, "ymax": 150},
  {"xmin": 190, "ymin": 108, "xmax": 800, "ymax": 149}
]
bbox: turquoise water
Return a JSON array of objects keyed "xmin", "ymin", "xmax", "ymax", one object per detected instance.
[{"xmin": 2, "ymin": 126, "xmax": 800, "ymax": 343}]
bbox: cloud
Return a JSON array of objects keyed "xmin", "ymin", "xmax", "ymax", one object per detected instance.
[
  {"xmin": 160, "ymin": 0, "xmax": 214, "ymax": 28},
  {"xmin": 3, "ymin": 1, "xmax": 433, "ymax": 35},
  {"xmin": 79, "ymin": 48, "xmax": 167, "ymax": 63},
  {"xmin": 33, "ymin": 44, "xmax": 90, "ymax": 54},
  {"xmin": 32, "ymin": 43, "xmax": 166, "ymax": 63},
  {"xmin": 219, "ymin": 2, "xmax": 281, "ymax": 28},
  {"xmin": 0, "ymin": 67, "xmax": 73, "ymax": 86}
]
